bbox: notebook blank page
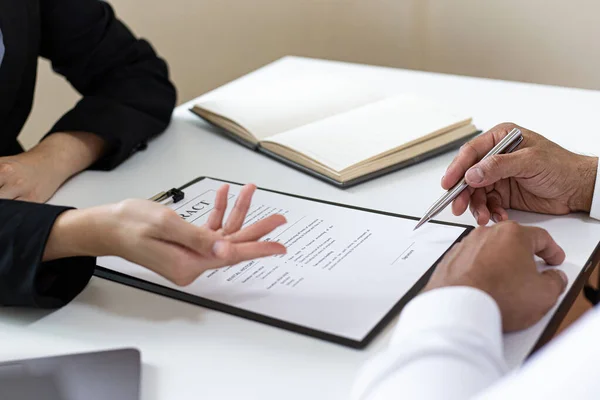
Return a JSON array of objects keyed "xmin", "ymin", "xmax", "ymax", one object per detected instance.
[
  {"xmin": 263, "ymin": 95, "xmax": 472, "ymax": 172},
  {"xmin": 196, "ymin": 65, "xmax": 387, "ymax": 141}
]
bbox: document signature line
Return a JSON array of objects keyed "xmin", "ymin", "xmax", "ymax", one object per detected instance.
[{"xmin": 391, "ymin": 242, "xmax": 415, "ymax": 265}]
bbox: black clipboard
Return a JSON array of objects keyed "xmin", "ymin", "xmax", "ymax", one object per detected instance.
[
  {"xmin": 95, "ymin": 176, "xmax": 474, "ymax": 349},
  {"xmin": 190, "ymin": 108, "xmax": 481, "ymax": 189}
]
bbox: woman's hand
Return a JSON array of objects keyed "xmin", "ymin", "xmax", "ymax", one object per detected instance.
[
  {"xmin": 0, "ymin": 132, "xmax": 106, "ymax": 203},
  {"xmin": 44, "ymin": 184, "xmax": 287, "ymax": 286}
]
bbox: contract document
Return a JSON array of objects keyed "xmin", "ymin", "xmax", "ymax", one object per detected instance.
[{"xmin": 97, "ymin": 177, "xmax": 472, "ymax": 348}]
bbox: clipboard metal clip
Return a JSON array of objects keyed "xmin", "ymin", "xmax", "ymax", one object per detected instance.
[{"xmin": 149, "ymin": 188, "xmax": 185, "ymax": 204}]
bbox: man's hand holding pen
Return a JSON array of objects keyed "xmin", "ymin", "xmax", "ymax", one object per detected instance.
[
  {"xmin": 442, "ymin": 123, "xmax": 598, "ymax": 225},
  {"xmin": 420, "ymin": 122, "xmax": 598, "ymax": 331}
]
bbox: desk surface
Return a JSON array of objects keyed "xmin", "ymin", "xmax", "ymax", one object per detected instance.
[{"xmin": 2, "ymin": 57, "xmax": 600, "ymax": 400}]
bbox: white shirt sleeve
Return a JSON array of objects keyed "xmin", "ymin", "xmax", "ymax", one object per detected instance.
[
  {"xmin": 352, "ymin": 287, "xmax": 507, "ymax": 400},
  {"xmin": 475, "ymin": 306, "xmax": 600, "ymax": 400},
  {"xmin": 353, "ymin": 288, "xmax": 600, "ymax": 400},
  {"xmin": 590, "ymin": 159, "xmax": 600, "ymax": 220}
]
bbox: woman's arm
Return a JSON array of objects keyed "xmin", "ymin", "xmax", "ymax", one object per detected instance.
[
  {"xmin": 0, "ymin": 199, "xmax": 95, "ymax": 308},
  {"xmin": 1, "ymin": 184, "xmax": 287, "ymax": 308},
  {"xmin": 0, "ymin": 1, "xmax": 177, "ymax": 203},
  {"xmin": 39, "ymin": 0, "xmax": 177, "ymax": 170}
]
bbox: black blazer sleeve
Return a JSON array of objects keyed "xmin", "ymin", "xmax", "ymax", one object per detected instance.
[
  {"xmin": 39, "ymin": 0, "xmax": 177, "ymax": 170},
  {"xmin": 0, "ymin": 200, "xmax": 95, "ymax": 308}
]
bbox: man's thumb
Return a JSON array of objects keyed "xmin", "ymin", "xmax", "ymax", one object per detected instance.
[
  {"xmin": 465, "ymin": 152, "xmax": 528, "ymax": 187},
  {"xmin": 540, "ymin": 269, "xmax": 569, "ymax": 302}
]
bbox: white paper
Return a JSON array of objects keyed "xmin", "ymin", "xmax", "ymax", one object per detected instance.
[
  {"xmin": 196, "ymin": 66, "xmax": 388, "ymax": 140},
  {"xmin": 98, "ymin": 179, "xmax": 468, "ymax": 342},
  {"xmin": 263, "ymin": 95, "xmax": 472, "ymax": 172}
]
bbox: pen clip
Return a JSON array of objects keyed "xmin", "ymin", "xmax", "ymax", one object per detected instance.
[{"xmin": 149, "ymin": 188, "xmax": 185, "ymax": 204}]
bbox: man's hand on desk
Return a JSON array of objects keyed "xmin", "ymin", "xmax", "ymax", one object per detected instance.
[
  {"xmin": 442, "ymin": 122, "xmax": 598, "ymax": 225},
  {"xmin": 425, "ymin": 222, "xmax": 568, "ymax": 332},
  {"xmin": 43, "ymin": 184, "xmax": 288, "ymax": 286}
]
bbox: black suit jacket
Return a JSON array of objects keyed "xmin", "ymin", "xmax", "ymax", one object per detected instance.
[{"xmin": 0, "ymin": 0, "xmax": 176, "ymax": 307}]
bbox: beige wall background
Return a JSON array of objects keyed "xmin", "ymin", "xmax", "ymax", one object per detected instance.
[{"xmin": 19, "ymin": 0, "xmax": 600, "ymax": 149}]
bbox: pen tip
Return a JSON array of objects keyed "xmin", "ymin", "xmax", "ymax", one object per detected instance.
[{"xmin": 413, "ymin": 219, "xmax": 426, "ymax": 231}]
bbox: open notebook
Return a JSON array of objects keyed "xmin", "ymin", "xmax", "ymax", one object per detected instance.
[{"xmin": 191, "ymin": 65, "xmax": 479, "ymax": 187}]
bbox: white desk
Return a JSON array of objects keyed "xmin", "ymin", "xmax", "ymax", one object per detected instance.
[{"xmin": 1, "ymin": 57, "xmax": 599, "ymax": 399}]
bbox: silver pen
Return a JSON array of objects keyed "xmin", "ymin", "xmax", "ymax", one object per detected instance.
[{"xmin": 414, "ymin": 128, "xmax": 524, "ymax": 231}]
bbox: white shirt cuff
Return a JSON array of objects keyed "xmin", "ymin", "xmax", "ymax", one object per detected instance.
[
  {"xmin": 389, "ymin": 286, "xmax": 503, "ymax": 349},
  {"xmin": 352, "ymin": 287, "xmax": 505, "ymax": 400},
  {"xmin": 590, "ymin": 158, "xmax": 600, "ymax": 220}
]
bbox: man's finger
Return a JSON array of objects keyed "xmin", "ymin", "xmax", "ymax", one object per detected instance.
[
  {"xmin": 226, "ymin": 214, "xmax": 287, "ymax": 243},
  {"xmin": 540, "ymin": 269, "xmax": 569, "ymax": 297},
  {"xmin": 469, "ymin": 188, "xmax": 490, "ymax": 225},
  {"xmin": 522, "ymin": 226, "xmax": 566, "ymax": 266},
  {"xmin": 442, "ymin": 125, "xmax": 515, "ymax": 190},
  {"xmin": 495, "ymin": 179, "xmax": 511, "ymax": 209},
  {"xmin": 206, "ymin": 184, "xmax": 229, "ymax": 230},
  {"xmin": 223, "ymin": 184, "xmax": 256, "ymax": 234},
  {"xmin": 534, "ymin": 269, "xmax": 569, "ymax": 318},
  {"xmin": 465, "ymin": 150, "xmax": 530, "ymax": 188},
  {"xmin": 518, "ymin": 268, "xmax": 569, "ymax": 331},
  {"xmin": 451, "ymin": 189, "xmax": 472, "ymax": 216},
  {"xmin": 486, "ymin": 191, "xmax": 508, "ymax": 223}
]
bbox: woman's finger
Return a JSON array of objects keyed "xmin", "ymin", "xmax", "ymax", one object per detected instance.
[
  {"xmin": 223, "ymin": 184, "xmax": 256, "ymax": 234},
  {"xmin": 212, "ymin": 240, "xmax": 287, "ymax": 265},
  {"xmin": 205, "ymin": 184, "xmax": 229, "ymax": 231},
  {"xmin": 152, "ymin": 208, "xmax": 221, "ymax": 256},
  {"xmin": 129, "ymin": 236, "xmax": 200, "ymax": 285},
  {"xmin": 226, "ymin": 214, "xmax": 287, "ymax": 243}
]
